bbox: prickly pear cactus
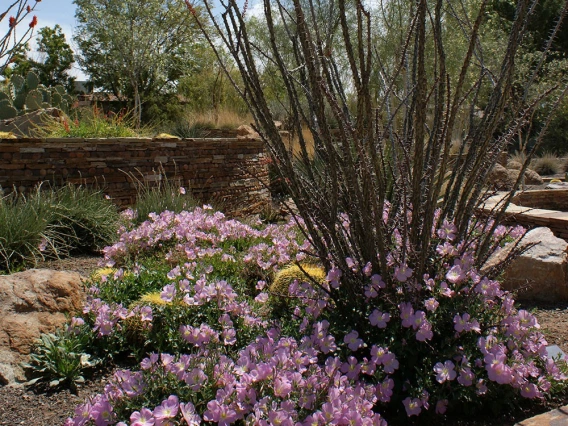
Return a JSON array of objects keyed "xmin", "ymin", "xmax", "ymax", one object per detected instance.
[
  {"xmin": 0, "ymin": 71, "xmax": 76, "ymax": 119},
  {"xmin": 0, "ymin": 100, "xmax": 17, "ymax": 119}
]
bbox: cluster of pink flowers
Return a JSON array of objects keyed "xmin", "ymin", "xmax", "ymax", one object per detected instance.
[
  {"xmin": 104, "ymin": 207, "xmax": 307, "ymax": 273},
  {"xmin": 68, "ymin": 322, "xmax": 390, "ymax": 426},
  {"xmin": 65, "ymin": 206, "xmax": 567, "ymax": 424},
  {"xmin": 82, "ymin": 296, "xmax": 152, "ymax": 337}
]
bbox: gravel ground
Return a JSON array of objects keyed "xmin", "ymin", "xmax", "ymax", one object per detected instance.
[{"xmin": 1, "ymin": 256, "xmax": 568, "ymax": 425}]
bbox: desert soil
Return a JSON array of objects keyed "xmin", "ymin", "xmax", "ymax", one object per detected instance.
[{"xmin": 0, "ymin": 256, "xmax": 567, "ymax": 425}]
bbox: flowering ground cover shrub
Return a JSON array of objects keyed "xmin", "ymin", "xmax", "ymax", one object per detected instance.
[{"xmin": 62, "ymin": 206, "xmax": 568, "ymax": 425}]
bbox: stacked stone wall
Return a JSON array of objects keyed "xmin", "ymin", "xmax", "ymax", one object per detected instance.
[{"xmin": 0, "ymin": 137, "xmax": 270, "ymax": 215}]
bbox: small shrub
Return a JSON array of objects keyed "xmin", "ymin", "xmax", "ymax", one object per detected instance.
[
  {"xmin": 35, "ymin": 106, "xmax": 151, "ymax": 138},
  {"xmin": 24, "ymin": 326, "xmax": 100, "ymax": 391},
  {"xmin": 530, "ymin": 152, "xmax": 561, "ymax": 176},
  {"xmin": 168, "ymin": 120, "xmax": 209, "ymax": 138}
]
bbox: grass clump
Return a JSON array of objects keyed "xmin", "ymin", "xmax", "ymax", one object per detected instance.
[
  {"xmin": 127, "ymin": 172, "xmax": 198, "ymax": 226},
  {"xmin": 530, "ymin": 152, "xmax": 562, "ymax": 176},
  {"xmin": 0, "ymin": 184, "xmax": 119, "ymax": 272}
]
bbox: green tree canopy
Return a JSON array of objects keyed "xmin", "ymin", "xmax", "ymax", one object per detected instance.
[
  {"xmin": 3, "ymin": 25, "xmax": 76, "ymax": 92},
  {"xmin": 73, "ymin": 0, "xmax": 209, "ymax": 125},
  {"xmin": 34, "ymin": 25, "xmax": 75, "ymax": 90}
]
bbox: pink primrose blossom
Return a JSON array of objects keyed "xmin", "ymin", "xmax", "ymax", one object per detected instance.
[
  {"xmin": 254, "ymin": 292, "xmax": 269, "ymax": 303},
  {"xmin": 520, "ymin": 382, "xmax": 542, "ymax": 399},
  {"xmin": 399, "ymin": 302, "xmax": 414, "ymax": 328},
  {"xmin": 153, "ymin": 395, "xmax": 179, "ymax": 420},
  {"xmin": 457, "ymin": 367, "xmax": 475, "ymax": 386},
  {"xmin": 433, "ymin": 360, "xmax": 457, "ymax": 383},
  {"xmin": 394, "ymin": 264, "xmax": 413, "ymax": 282},
  {"xmin": 344, "ymin": 330, "xmax": 364, "ymax": 351},
  {"xmin": 446, "ymin": 264, "xmax": 465, "ymax": 284},
  {"xmin": 435, "ymin": 399, "xmax": 448, "ymax": 414},
  {"xmin": 203, "ymin": 400, "xmax": 238, "ymax": 425},
  {"xmin": 140, "ymin": 306, "xmax": 153, "ymax": 322},
  {"xmin": 424, "ymin": 298, "xmax": 439, "ymax": 312},
  {"xmin": 416, "ymin": 322, "xmax": 433, "ymax": 341},
  {"xmin": 160, "ymin": 284, "xmax": 176, "ymax": 303},
  {"xmin": 369, "ymin": 310, "xmax": 390, "ymax": 328},
  {"xmin": 130, "ymin": 408, "xmax": 155, "ymax": 426},
  {"xmin": 437, "ymin": 219, "xmax": 457, "ymax": 240},
  {"xmin": 402, "ymin": 397, "xmax": 422, "ymax": 417},
  {"xmin": 274, "ymin": 376, "xmax": 293, "ymax": 397},
  {"xmin": 376, "ymin": 378, "xmax": 394, "ymax": 402}
]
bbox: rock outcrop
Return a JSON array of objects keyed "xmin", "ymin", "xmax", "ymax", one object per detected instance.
[
  {"xmin": 488, "ymin": 164, "xmax": 543, "ymax": 190},
  {"xmin": 0, "ymin": 269, "xmax": 84, "ymax": 384},
  {"xmin": 483, "ymin": 227, "xmax": 568, "ymax": 302}
]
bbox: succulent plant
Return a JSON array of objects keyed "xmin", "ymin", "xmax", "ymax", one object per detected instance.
[{"xmin": 0, "ymin": 71, "xmax": 76, "ymax": 120}]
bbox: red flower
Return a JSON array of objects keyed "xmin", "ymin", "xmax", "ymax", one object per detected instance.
[
  {"xmin": 9, "ymin": 16, "xmax": 16, "ymax": 27},
  {"xmin": 29, "ymin": 15, "xmax": 37, "ymax": 28},
  {"xmin": 26, "ymin": 5, "xmax": 31, "ymax": 13}
]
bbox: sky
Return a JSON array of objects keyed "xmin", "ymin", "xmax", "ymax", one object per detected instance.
[
  {"xmin": 1, "ymin": 0, "xmax": 273, "ymax": 81},
  {"xmin": 3, "ymin": 0, "xmax": 253, "ymax": 81}
]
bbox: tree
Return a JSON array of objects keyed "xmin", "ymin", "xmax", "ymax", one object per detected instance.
[
  {"xmin": 74, "ymin": 0, "xmax": 208, "ymax": 126},
  {"xmin": 4, "ymin": 25, "xmax": 76, "ymax": 91},
  {"xmin": 34, "ymin": 25, "xmax": 75, "ymax": 91}
]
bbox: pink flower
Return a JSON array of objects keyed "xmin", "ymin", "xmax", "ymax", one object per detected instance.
[
  {"xmin": 446, "ymin": 264, "xmax": 465, "ymax": 284},
  {"xmin": 399, "ymin": 302, "xmax": 415, "ymax": 328},
  {"xmin": 457, "ymin": 367, "xmax": 474, "ymax": 386},
  {"xmin": 433, "ymin": 360, "xmax": 457, "ymax": 383},
  {"xmin": 376, "ymin": 378, "xmax": 394, "ymax": 402},
  {"xmin": 254, "ymin": 292, "xmax": 269, "ymax": 303},
  {"xmin": 424, "ymin": 297, "xmax": 439, "ymax": 312},
  {"xmin": 160, "ymin": 284, "xmax": 176, "ymax": 303},
  {"xmin": 344, "ymin": 330, "xmax": 364, "ymax": 351},
  {"xmin": 416, "ymin": 322, "xmax": 433, "ymax": 341},
  {"xmin": 394, "ymin": 264, "xmax": 413, "ymax": 282},
  {"xmin": 437, "ymin": 220, "xmax": 457, "ymax": 240},
  {"xmin": 154, "ymin": 395, "xmax": 179, "ymax": 420},
  {"xmin": 369, "ymin": 310, "xmax": 390, "ymax": 328},
  {"xmin": 402, "ymin": 397, "xmax": 422, "ymax": 417},
  {"xmin": 130, "ymin": 408, "xmax": 155, "ymax": 426},
  {"xmin": 203, "ymin": 400, "xmax": 238, "ymax": 425},
  {"xmin": 520, "ymin": 382, "xmax": 542, "ymax": 398},
  {"xmin": 435, "ymin": 399, "xmax": 448, "ymax": 414},
  {"xmin": 274, "ymin": 376, "xmax": 292, "ymax": 397},
  {"xmin": 180, "ymin": 402, "xmax": 201, "ymax": 425}
]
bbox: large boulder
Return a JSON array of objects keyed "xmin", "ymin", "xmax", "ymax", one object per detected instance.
[
  {"xmin": 488, "ymin": 164, "xmax": 543, "ymax": 189},
  {"xmin": 483, "ymin": 227, "xmax": 568, "ymax": 302},
  {"xmin": 0, "ymin": 269, "xmax": 84, "ymax": 384},
  {"xmin": 236, "ymin": 124, "xmax": 260, "ymax": 140},
  {"xmin": 524, "ymin": 168, "xmax": 544, "ymax": 185},
  {"xmin": 488, "ymin": 164, "xmax": 515, "ymax": 190}
]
